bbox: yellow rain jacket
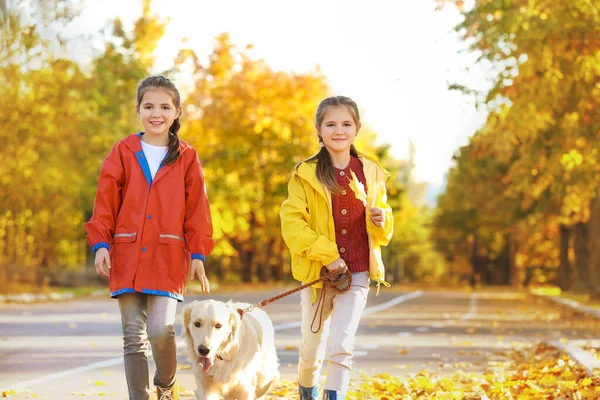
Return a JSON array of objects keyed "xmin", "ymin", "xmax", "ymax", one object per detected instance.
[{"xmin": 280, "ymin": 153, "xmax": 393, "ymax": 297}]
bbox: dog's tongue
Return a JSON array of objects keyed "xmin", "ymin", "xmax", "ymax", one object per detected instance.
[{"xmin": 197, "ymin": 356, "xmax": 213, "ymax": 372}]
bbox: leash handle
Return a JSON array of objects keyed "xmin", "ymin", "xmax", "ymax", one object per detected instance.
[
  {"xmin": 239, "ymin": 268, "xmax": 350, "ymax": 317},
  {"xmin": 310, "ymin": 268, "xmax": 352, "ymax": 333}
]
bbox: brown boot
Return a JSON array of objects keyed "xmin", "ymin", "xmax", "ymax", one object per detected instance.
[{"xmin": 156, "ymin": 379, "xmax": 179, "ymax": 400}]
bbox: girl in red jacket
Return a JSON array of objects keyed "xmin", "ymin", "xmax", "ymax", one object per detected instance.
[{"xmin": 85, "ymin": 75, "xmax": 215, "ymax": 400}]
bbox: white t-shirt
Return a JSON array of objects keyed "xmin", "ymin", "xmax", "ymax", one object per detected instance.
[{"xmin": 141, "ymin": 141, "xmax": 168, "ymax": 179}]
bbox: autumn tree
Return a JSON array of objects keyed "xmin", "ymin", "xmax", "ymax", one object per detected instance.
[
  {"xmin": 82, "ymin": 0, "xmax": 168, "ymax": 264},
  {"xmin": 433, "ymin": 0, "xmax": 600, "ymax": 292},
  {"xmin": 0, "ymin": 0, "xmax": 410, "ymax": 290},
  {"xmin": 0, "ymin": 0, "xmax": 92, "ymax": 286},
  {"xmin": 0, "ymin": 0, "xmax": 167, "ymax": 287},
  {"xmin": 172, "ymin": 34, "xmax": 330, "ymax": 282}
]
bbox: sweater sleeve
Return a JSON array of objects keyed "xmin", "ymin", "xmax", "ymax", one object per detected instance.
[
  {"xmin": 280, "ymin": 174, "xmax": 339, "ymax": 266},
  {"xmin": 183, "ymin": 150, "xmax": 215, "ymax": 260},
  {"xmin": 84, "ymin": 148, "xmax": 125, "ymax": 251}
]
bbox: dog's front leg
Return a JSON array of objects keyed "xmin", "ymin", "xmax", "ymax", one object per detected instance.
[
  {"xmin": 229, "ymin": 389, "xmax": 255, "ymax": 400},
  {"xmin": 195, "ymin": 387, "xmax": 220, "ymax": 400},
  {"xmin": 194, "ymin": 374, "xmax": 220, "ymax": 400}
]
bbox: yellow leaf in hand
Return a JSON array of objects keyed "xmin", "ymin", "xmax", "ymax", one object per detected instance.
[{"xmin": 348, "ymin": 171, "xmax": 367, "ymax": 206}]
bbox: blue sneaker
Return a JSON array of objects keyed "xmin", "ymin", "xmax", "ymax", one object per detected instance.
[{"xmin": 299, "ymin": 384, "xmax": 318, "ymax": 400}]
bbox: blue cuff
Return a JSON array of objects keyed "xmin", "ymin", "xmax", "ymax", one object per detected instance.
[
  {"xmin": 93, "ymin": 242, "xmax": 109, "ymax": 252},
  {"xmin": 191, "ymin": 254, "xmax": 206, "ymax": 262}
]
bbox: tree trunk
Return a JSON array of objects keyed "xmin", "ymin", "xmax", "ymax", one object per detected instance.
[
  {"xmin": 241, "ymin": 248, "xmax": 253, "ymax": 283},
  {"xmin": 508, "ymin": 232, "xmax": 519, "ymax": 287},
  {"xmin": 470, "ymin": 235, "xmax": 478, "ymax": 284},
  {"xmin": 480, "ymin": 256, "xmax": 492, "ymax": 285},
  {"xmin": 85, "ymin": 209, "xmax": 95, "ymax": 272},
  {"xmin": 588, "ymin": 199, "xmax": 600, "ymax": 299},
  {"xmin": 572, "ymin": 222, "xmax": 590, "ymax": 294},
  {"xmin": 470, "ymin": 235, "xmax": 491, "ymax": 285},
  {"xmin": 558, "ymin": 224, "xmax": 571, "ymax": 291},
  {"xmin": 242, "ymin": 211, "xmax": 258, "ymax": 283},
  {"xmin": 258, "ymin": 237, "xmax": 274, "ymax": 283},
  {"xmin": 273, "ymin": 236, "xmax": 285, "ymax": 282},
  {"xmin": 394, "ymin": 256, "xmax": 405, "ymax": 284},
  {"xmin": 496, "ymin": 240, "xmax": 510, "ymax": 285},
  {"xmin": 213, "ymin": 258, "xmax": 225, "ymax": 281}
]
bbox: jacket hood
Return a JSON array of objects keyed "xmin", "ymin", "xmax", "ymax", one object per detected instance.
[
  {"xmin": 121, "ymin": 133, "xmax": 192, "ymax": 155},
  {"xmin": 293, "ymin": 152, "xmax": 390, "ymax": 195}
]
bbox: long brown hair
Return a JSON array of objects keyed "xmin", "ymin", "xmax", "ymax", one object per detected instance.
[
  {"xmin": 136, "ymin": 75, "xmax": 182, "ymax": 166},
  {"xmin": 302, "ymin": 96, "xmax": 360, "ymax": 193}
]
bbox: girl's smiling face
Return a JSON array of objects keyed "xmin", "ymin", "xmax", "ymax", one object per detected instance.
[
  {"xmin": 317, "ymin": 105, "xmax": 360, "ymax": 155},
  {"xmin": 137, "ymin": 87, "xmax": 181, "ymax": 144}
]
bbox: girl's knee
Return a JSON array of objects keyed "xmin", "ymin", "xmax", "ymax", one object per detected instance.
[
  {"xmin": 147, "ymin": 323, "xmax": 175, "ymax": 343},
  {"xmin": 122, "ymin": 332, "xmax": 148, "ymax": 355}
]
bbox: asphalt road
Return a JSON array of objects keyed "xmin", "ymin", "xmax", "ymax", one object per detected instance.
[{"xmin": 0, "ymin": 287, "xmax": 596, "ymax": 399}]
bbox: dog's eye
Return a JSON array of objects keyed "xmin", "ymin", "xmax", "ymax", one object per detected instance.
[
  {"xmin": 215, "ymin": 323, "xmax": 222, "ymax": 329},
  {"xmin": 194, "ymin": 321, "xmax": 202, "ymax": 328}
]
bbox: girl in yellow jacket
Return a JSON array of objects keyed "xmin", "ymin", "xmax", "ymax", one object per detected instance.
[{"xmin": 280, "ymin": 96, "xmax": 393, "ymax": 400}]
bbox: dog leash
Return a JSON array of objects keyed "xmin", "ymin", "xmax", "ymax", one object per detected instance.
[{"xmin": 238, "ymin": 267, "xmax": 352, "ymax": 333}]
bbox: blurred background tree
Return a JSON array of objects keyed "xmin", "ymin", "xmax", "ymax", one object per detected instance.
[
  {"xmin": 6, "ymin": 0, "xmax": 599, "ymax": 295},
  {"xmin": 434, "ymin": 0, "xmax": 600, "ymax": 296},
  {"xmin": 1, "ymin": 0, "xmax": 435, "ymax": 291}
]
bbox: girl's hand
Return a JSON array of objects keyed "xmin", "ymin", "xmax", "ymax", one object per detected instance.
[
  {"xmin": 326, "ymin": 258, "xmax": 347, "ymax": 273},
  {"xmin": 370, "ymin": 207, "xmax": 385, "ymax": 228},
  {"xmin": 190, "ymin": 259, "xmax": 210, "ymax": 293},
  {"xmin": 94, "ymin": 247, "xmax": 111, "ymax": 278}
]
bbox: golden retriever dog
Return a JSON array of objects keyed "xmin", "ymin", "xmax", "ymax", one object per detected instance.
[{"xmin": 182, "ymin": 299, "xmax": 280, "ymax": 400}]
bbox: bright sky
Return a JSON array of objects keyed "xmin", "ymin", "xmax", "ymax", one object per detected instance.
[{"xmin": 66, "ymin": 0, "xmax": 492, "ymax": 186}]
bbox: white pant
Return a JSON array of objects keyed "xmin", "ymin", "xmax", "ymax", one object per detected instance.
[{"xmin": 298, "ymin": 272, "xmax": 370, "ymax": 393}]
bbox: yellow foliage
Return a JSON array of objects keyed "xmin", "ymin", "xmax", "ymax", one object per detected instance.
[
  {"xmin": 560, "ymin": 150, "xmax": 583, "ymax": 170},
  {"xmin": 433, "ymin": 0, "xmax": 600, "ymax": 290}
]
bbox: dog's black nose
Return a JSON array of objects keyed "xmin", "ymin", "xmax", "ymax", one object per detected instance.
[{"xmin": 198, "ymin": 345, "xmax": 210, "ymax": 356}]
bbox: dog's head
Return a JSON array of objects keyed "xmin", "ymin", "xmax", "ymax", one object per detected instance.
[{"xmin": 182, "ymin": 300, "xmax": 240, "ymax": 372}]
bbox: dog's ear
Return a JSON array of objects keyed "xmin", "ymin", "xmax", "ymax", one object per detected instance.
[
  {"xmin": 220, "ymin": 302, "xmax": 241, "ymax": 360},
  {"xmin": 181, "ymin": 300, "xmax": 197, "ymax": 340},
  {"xmin": 228, "ymin": 303, "xmax": 239, "ymax": 340}
]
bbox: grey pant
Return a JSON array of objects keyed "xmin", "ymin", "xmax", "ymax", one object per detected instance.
[{"xmin": 118, "ymin": 292, "xmax": 178, "ymax": 400}]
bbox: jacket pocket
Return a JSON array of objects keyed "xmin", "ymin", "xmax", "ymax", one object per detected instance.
[
  {"xmin": 291, "ymin": 255, "xmax": 305, "ymax": 280},
  {"xmin": 114, "ymin": 232, "xmax": 137, "ymax": 243},
  {"xmin": 111, "ymin": 232, "xmax": 137, "ymax": 274},
  {"xmin": 158, "ymin": 234, "xmax": 186, "ymax": 248}
]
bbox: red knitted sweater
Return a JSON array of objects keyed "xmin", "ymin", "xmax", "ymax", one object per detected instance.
[{"xmin": 332, "ymin": 156, "xmax": 369, "ymax": 273}]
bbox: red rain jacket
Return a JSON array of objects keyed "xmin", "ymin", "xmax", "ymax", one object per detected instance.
[{"xmin": 85, "ymin": 133, "xmax": 215, "ymax": 301}]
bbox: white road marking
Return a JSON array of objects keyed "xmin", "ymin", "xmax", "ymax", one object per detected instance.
[
  {"xmin": 0, "ymin": 290, "xmax": 423, "ymax": 392},
  {"xmin": 461, "ymin": 293, "xmax": 478, "ymax": 320},
  {"xmin": 0, "ymin": 357, "xmax": 124, "ymax": 391},
  {"xmin": 362, "ymin": 290, "xmax": 423, "ymax": 316},
  {"xmin": 358, "ymin": 343, "xmax": 379, "ymax": 350}
]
